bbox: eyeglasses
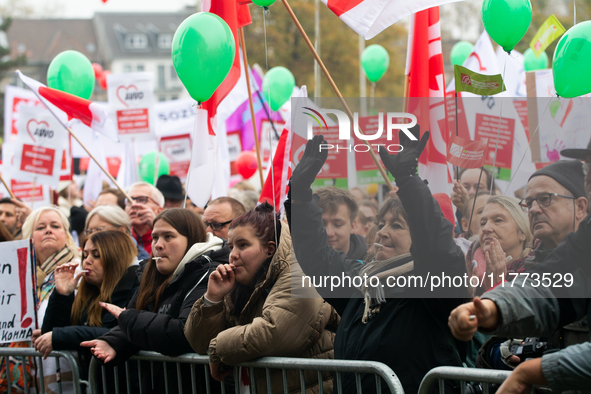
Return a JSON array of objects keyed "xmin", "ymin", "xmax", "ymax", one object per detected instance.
[
  {"xmin": 125, "ymin": 196, "xmax": 156, "ymax": 206},
  {"xmin": 203, "ymin": 220, "xmax": 233, "ymax": 231},
  {"xmin": 84, "ymin": 226, "xmax": 115, "ymax": 236},
  {"xmin": 583, "ymin": 162, "xmax": 591, "ymax": 177},
  {"xmin": 519, "ymin": 192, "xmax": 575, "ymax": 213}
]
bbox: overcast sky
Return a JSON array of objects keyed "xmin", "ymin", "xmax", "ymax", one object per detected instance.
[{"xmin": 2, "ymin": 0, "xmax": 198, "ymax": 18}]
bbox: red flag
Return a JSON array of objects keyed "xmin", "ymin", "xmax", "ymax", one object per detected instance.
[
  {"xmin": 447, "ymin": 134, "xmax": 489, "ymax": 169},
  {"xmin": 17, "ymin": 70, "xmax": 119, "ymax": 142},
  {"xmin": 259, "ymin": 124, "xmax": 291, "ymax": 213},
  {"xmin": 201, "ymin": 0, "xmax": 252, "ymax": 135},
  {"xmin": 406, "ymin": 8, "xmax": 452, "ymax": 193}
]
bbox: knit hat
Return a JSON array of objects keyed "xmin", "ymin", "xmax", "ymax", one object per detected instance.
[{"xmin": 528, "ymin": 160, "xmax": 586, "ymax": 199}]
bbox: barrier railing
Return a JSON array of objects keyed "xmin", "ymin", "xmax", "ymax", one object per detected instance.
[
  {"xmin": 88, "ymin": 351, "xmax": 405, "ymax": 394},
  {"xmin": 418, "ymin": 366, "xmax": 511, "ymax": 394},
  {"xmin": 0, "ymin": 347, "xmax": 87, "ymax": 394}
]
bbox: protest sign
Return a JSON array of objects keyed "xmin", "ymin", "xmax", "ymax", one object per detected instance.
[
  {"xmin": 0, "ymin": 239, "xmax": 36, "ymax": 344},
  {"xmin": 107, "ymin": 72, "xmax": 156, "ymax": 142},
  {"xmin": 159, "ymin": 134, "xmax": 192, "ymax": 182},
  {"xmin": 454, "ymin": 65, "xmax": 506, "ymax": 96},
  {"xmin": 3, "ymin": 85, "xmax": 45, "ymax": 143},
  {"xmin": 12, "ymin": 105, "xmax": 66, "ymax": 188},
  {"xmin": 260, "ymin": 120, "xmax": 285, "ymax": 174},
  {"xmin": 447, "ymin": 134, "xmax": 489, "ymax": 168}
]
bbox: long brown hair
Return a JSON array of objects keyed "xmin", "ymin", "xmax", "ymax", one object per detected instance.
[
  {"xmin": 71, "ymin": 231, "xmax": 136, "ymax": 326},
  {"xmin": 135, "ymin": 209, "xmax": 207, "ymax": 312}
]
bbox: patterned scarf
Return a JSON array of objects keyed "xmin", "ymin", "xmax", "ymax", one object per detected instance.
[
  {"xmin": 36, "ymin": 247, "xmax": 74, "ymax": 301},
  {"xmin": 358, "ymin": 253, "xmax": 414, "ymax": 324}
]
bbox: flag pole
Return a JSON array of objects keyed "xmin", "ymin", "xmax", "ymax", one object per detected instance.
[
  {"xmin": 68, "ymin": 129, "xmax": 133, "ymax": 201},
  {"xmin": 281, "ymin": 0, "xmax": 393, "ymax": 190},
  {"xmin": 0, "ymin": 174, "xmax": 16, "ymax": 199},
  {"xmin": 239, "ymin": 27, "xmax": 265, "ymax": 187}
]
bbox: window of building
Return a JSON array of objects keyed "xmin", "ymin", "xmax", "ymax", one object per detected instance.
[
  {"xmin": 170, "ymin": 65, "xmax": 177, "ymax": 80},
  {"xmin": 158, "ymin": 65, "xmax": 165, "ymax": 89},
  {"xmin": 159, "ymin": 95, "xmax": 166, "ymax": 102},
  {"xmin": 125, "ymin": 34, "xmax": 148, "ymax": 49},
  {"xmin": 158, "ymin": 34, "xmax": 172, "ymax": 49},
  {"xmin": 137, "ymin": 64, "xmax": 145, "ymax": 72},
  {"xmin": 123, "ymin": 64, "xmax": 132, "ymax": 73}
]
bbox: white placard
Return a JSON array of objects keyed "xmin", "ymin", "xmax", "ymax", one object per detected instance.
[
  {"xmin": 107, "ymin": 72, "xmax": 156, "ymax": 142},
  {"xmin": 0, "ymin": 239, "xmax": 36, "ymax": 344},
  {"xmin": 12, "ymin": 105, "xmax": 67, "ymax": 188}
]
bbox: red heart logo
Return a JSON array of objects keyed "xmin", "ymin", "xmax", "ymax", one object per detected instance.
[
  {"xmin": 26, "ymin": 119, "xmax": 49, "ymax": 144},
  {"xmin": 116, "ymin": 85, "xmax": 139, "ymax": 107},
  {"xmin": 163, "ymin": 143, "xmax": 185, "ymax": 159}
]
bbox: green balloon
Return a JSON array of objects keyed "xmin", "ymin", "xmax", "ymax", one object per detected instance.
[
  {"xmin": 262, "ymin": 67, "xmax": 295, "ymax": 112},
  {"xmin": 251, "ymin": 0, "xmax": 276, "ymax": 6},
  {"xmin": 482, "ymin": 0, "xmax": 532, "ymax": 53},
  {"xmin": 450, "ymin": 41, "xmax": 474, "ymax": 67},
  {"xmin": 523, "ymin": 48, "xmax": 548, "ymax": 72},
  {"xmin": 47, "ymin": 50, "xmax": 95, "ymax": 100},
  {"xmin": 139, "ymin": 152, "xmax": 170, "ymax": 185},
  {"xmin": 361, "ymin": 45, "xmax": 390, "ymax": 83},
  {"xmin": 553, "ymin": 21, "xmax": 591, "ymax": 98},
  {"xmin": 172, "ymin": 13, "xmax": 235, "ymax": 103}
]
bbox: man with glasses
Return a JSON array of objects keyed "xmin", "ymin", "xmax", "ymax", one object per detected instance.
[
  {"xmin": 449, "ymin": 157, "xmax": 591, "ymax": 393},
  {"xmin": 202, "ymin": 197, "xmax": 245, "ymax": 240},
  {"xmin": 125, "ymin": 182, "xmax": 165, "ymax": 256}
]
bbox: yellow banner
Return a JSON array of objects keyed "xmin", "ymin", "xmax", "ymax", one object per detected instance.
[{"xmin": 530, "ymin": 15, "xmax": 566, "ymax": 58}]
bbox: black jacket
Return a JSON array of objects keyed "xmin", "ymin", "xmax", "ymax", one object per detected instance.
[
  {"xmin": 41, "ymin": 265, "xmax": 140, "ymax": 380},
  {"xmin": 348, "ymin": 233, "xmax": 368, "ymax": 260},
  {"xmin": 99, "ymin": 241, "xmax": 230, "ymax": 394},
  {"xmin": 287, "ymin": 176, "xmax": 469, "ymax": 394}
]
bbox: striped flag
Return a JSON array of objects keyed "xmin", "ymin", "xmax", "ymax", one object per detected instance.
[
  {"xmin": 16, "ymin": 70, "xmax": 119, "ymax": 142},
  {"xmin": 322, "ymin": 0, "xmax": 464, "ymax": 39}
]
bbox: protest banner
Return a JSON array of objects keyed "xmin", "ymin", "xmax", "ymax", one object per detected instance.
[
  {"xmin": 474, "ymin": 113, "xmax": 515, "ymax": 169},
  {"xmin": 3, "ymin": 85, "xmax": 45, "ymax": 143},
  {"xmin": 526, "ymin": 70, "xmax": 591, "ymax": 163},
  {"xmin": 227, "ymin": 130, "xmax": 243, "ymax": 176},
  {"xmin": 159, "ymin": 134, "xmax": 192, "ymax": 182},
  {"xmin": 260, "ymin": 119, "xmax": 285, "ymax": 175},
  {"xmin": 353, "ymin": 115, "xmax": 396, "ymax": 186},
  {"xmin": 454, "ymin": 65, "xmax": 506, "ymax": 96},
  {"xmin": 447, "ymin": 134, "xmax": 489, "ymax": 168},
  {"xmin": 530, "ymin": 15, "xmax": 566, "ymax": 58},
  {"xmin": 0, "ymin": 239, "xmax": 36, "ymax": 344},
  {"xmin": 12, "ymin": 105, "xmax": 66, "ymax": 188},
  {"xmin": 107, "ymin": 72, "xmax": 156, "ymax": 142}
]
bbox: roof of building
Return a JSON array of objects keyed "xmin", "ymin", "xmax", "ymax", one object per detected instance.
[
  {"xmin": 7, "ymin": 18, "xmax": 102, "ymax": 64},
  {"xmin": 93, "ymin": 11, "xmax": 191, "ymax": 60}
]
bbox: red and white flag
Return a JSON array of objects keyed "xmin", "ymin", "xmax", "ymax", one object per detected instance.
[
  {"xmin": 322, "ymin": 0, "xmax": 464, "ymax": 39},
  {"xmin": 447, "ymin": 134, "xmax": 489, "ymax": 168},
  {"xmin": 405, "ymin": 8, "xmax": 452, "ymax": 194},
  {"xmin": 259, "ymin": 123, "xmax": 292, "ymax": 214},
  {"xmin": 201, "ymin": 0, "xmax": 252, "ymax": 135},
  {"xmin": 16, "ymin": 70, "xmax": 119, "ymax": 142}
]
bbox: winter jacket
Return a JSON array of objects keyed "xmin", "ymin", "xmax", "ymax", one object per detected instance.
[
  {"xmin": 287, "ymin": 176, "xmax": 469, "ymax": 394},
  {"xmin": 481, "ymin": 215, "xmax": 591, "ymax": 393},
  {"xmin": 185, "ymin": 222, "xmax": 336, "ymax": 394},
  {"xmin": 348, "ymin": 233, "xmax": 368, "ymax": 260},
  {"xmin": 41, "ymin": 265, "xmax": 140, "ymax": 380},
  {"xmin": 99, "ymin": 233, "xmax": 230, "ymax": 394}
]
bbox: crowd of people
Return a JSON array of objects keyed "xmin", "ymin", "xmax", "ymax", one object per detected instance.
[{"xmin": 0, "ymin": 127, "xmax": 590, "ymax": 394}]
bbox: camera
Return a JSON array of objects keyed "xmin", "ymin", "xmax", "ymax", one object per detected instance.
[{"xmin": 510, "ymin": 337, "xmax": 550, "ymax": 361}]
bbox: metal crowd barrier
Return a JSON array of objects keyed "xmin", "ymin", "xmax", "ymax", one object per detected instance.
[
  {"xmin": 88, "ymin": 351, "xmax": 405, "ymax": 394},
  {"xmin": 418, "ymin": 366, "xmax": 511, "ymax": 394},
  {"xmin": 0, "ymin": 347, "xmax": 87, "ymax": 394}
]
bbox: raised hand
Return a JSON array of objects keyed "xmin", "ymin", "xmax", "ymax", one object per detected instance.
[
  {"xmin": 485, "ymin": 239, "xmax": 508, "ymax": 289},
  {"xmin": 205, "ymin": 264, "xmax": 237, "ymax": 303},
  {"xmin": 290, "ymin": 135, "xmax": 328, "ymax": 201},
  {"xmin": 12, "ymin": 198, "xmax": 32, "ymax": 228},
  {"xmin": 54, "ymin": 262, "xmax": 84, "ymax": 296},
  {"xmin": 80, "ymin": 339, "xmax": 117, "ymax": 363},
  {"xmin": 379, "ymin": 125, "xmax": 430, "ymax": 186},
  {"xmin": 451, "ymin": 181, "xmax": 469, "ymax": 211},
  {"xmin": 448, "ymin": 297, "xmax": 499, "ymax": 341}
]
